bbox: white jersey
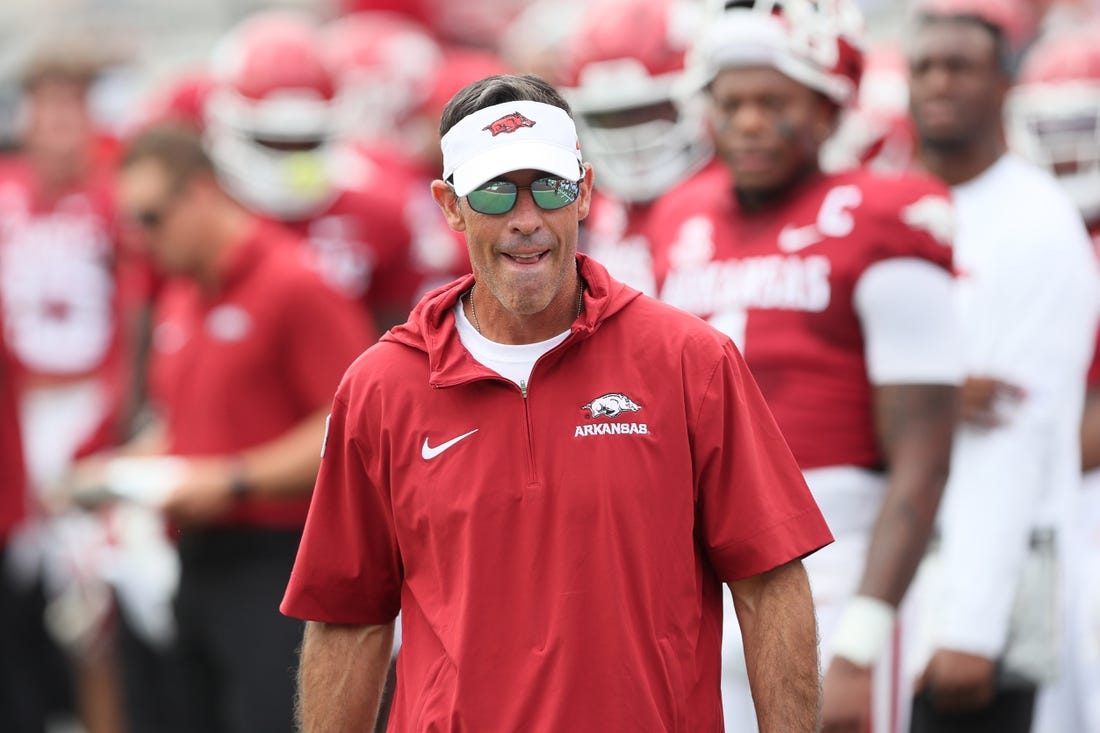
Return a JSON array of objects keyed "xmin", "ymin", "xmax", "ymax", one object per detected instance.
[{"xmin": 913, "ymin": 154, "xmax": 1100, "ymax": 669}]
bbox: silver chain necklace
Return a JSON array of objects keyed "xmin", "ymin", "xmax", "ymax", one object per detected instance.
[{"xmin": 467, "ymin": 279, "xmax": 585, "ymax": 335}]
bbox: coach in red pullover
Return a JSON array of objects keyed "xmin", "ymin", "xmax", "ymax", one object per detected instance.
[{"xmin": 284, "ymin": 73, "xmax": 832, "ymax": 732}]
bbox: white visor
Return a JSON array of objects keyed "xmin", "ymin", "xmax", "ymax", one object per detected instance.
[
  {"xmin": 695, "ymin": 12, "xmax": 854, "ymax": 105},
  {"xmin": 441, "ymin": 100, "xmax": 584, "ymax": 196}
]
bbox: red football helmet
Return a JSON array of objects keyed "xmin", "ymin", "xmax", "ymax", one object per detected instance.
[
  {"xmin": 323, "ymin": 11, "xmax": 442, "ymax": 149},
  {"xmin": 691, "ymin": 0, "xmax": 865, "ymax": 106},
  {"xmin": 557, "ymin": 0, "xmax": 713, "ymax": 202},
  {"xmin": 1006, "ymin": 22, "xmax": 1100, "ymax": 221},
  {"xmin": 205, "ymin": 10, "xmax": 340, "ymax": 220}
]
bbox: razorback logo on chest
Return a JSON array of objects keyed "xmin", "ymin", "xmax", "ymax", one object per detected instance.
[
  {"xmin": 482, "ymin": 112, "xmax": 536, "ymax": 136},
  {"xmin": 584, "ymin": 393, "xmax": 642, "ymax": 418},
  {"xmin": 574, "ymin": 392, "xmax": 649, "ymax": 438}
]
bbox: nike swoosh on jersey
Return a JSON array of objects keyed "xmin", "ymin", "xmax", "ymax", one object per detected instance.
[
  {"xmin": 777, "ymin": 224, "xmax": 824, "ymax": 253},
  {"xmin": 421, "ymin": 429, "xmax": 479, "ymax": 460}
]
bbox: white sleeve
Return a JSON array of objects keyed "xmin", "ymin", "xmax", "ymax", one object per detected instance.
[
  {"xmin": 853, "ymin": 258, "xmax": 965, "ymax": 385},
  {"xmin": 933, "ymin": 191, "xmax": 1100, "ymax": 658}
]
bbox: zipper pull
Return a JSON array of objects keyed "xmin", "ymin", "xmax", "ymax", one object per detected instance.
[{"xmin": 520, "ymin": 379, "xmax": 528, "ymax": 398}]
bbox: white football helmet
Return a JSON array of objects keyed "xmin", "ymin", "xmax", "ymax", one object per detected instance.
[
  {"xmin": 690, "ymin": 0, "xmax": 866, "ymax": 106},
  {"xmin": 205, "ymin": 10, "xmax": 340, "ymax": 220}
]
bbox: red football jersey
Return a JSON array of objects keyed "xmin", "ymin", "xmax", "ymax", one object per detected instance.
[
  {"xmin": 0, "ymin": 158, "xmax": 123, "ymax": 383},
  {"xmin": 149, "ymin": 220, "xmax": 375, "ymax": 528},
  {"xmin": 650, "ymin": 166, "xmax": 954, "ymax": 470}
]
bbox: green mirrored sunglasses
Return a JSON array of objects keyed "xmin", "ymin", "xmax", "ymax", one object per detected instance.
[{"xmin": 461, "ymin": 177, "xmax": 581, "ymax": 215}]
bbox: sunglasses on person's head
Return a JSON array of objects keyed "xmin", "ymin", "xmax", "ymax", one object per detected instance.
[{"xmin": 459, "ymin": 176, "xmax": 581, "ymax": 215}]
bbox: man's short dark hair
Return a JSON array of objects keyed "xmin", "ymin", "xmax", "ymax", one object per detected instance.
[
  {"xmin": 915, "ymin": 12, "xmax": 1018, "ymax": 78},
  {"xmin": 21, "ymin": 41, "xmax": 105, "ymax": 92},
  {"xmin": 121, "ymin": 124, "xmax": 215, "ymax": 192},
  {"xmin": 439, "ymin": 74, "xmax": 573, "ymax": 138}
]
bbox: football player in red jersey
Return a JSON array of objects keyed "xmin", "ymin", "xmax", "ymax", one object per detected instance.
[
  {"xmin": 0, "ymin": 46, "xmax": 132, "ymax": 493},
  {"xmin": 1006, "ymin": 18, "xmax": 1100, "ymax": 733},
  {"xmin": 647, "ymin": 2, "xmax": 963, "ymax": 731},
  {"xmin": 0, "ymin": 43, "xmax": 143, "ymax": 733},
  {"xmin": 557, "ymin": 0, "xmax": 714, "ymax": 296},
  {"xmin": 205, "ymin": 10, "xmax": 418, "ymax": 330}
]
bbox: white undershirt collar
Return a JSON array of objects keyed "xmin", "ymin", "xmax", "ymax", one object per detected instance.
[{"xmin": 453, "ymin": 300, "xmax": 571, "ymax": 391}]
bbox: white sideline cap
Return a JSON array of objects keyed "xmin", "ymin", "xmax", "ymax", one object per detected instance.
[{"xmin": 441, "ymin": 100, "xmax": 584, "ymax": 196}]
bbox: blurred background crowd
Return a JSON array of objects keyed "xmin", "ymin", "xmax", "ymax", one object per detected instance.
[{"xmin": 0, "ymin": 0, "xmax": 1099, "ymax": 731}]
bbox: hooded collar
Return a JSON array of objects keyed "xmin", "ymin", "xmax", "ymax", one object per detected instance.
[{"xmin": 384, "ymin": 253, "xmax": 641, "ymax": 388}]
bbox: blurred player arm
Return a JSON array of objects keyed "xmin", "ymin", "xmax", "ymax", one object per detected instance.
[
  {"xmin": 821, "ymin": 381, "xmax": 957, "ymax": 728},
  {"xmin": 157, "ymin": 407, "xmax": 330, "ymax": 525},
  {"xmin": 862, "ymin": 381, "xmax": 958, "ymax": 605},
  {"xmin": 855, "ymin": 258, "xmax": 963, "ymax": 610},
  {"xmin": 820, "ymin": 257, "xmax": 962, "ymax": 727},
  {"xmin": 297, "ymin": 620, "xmax": 395, "ymax": 732},
  {"xmin": 850, "ymin": 257, "xmax": 963, "ymax": 612},
  {"xmin": 235, "ymin": 406, "xmax": 330, "ymax": 497},
  {"xmin": 730, "ymin": 559, "xmax": 820, "ymax": 733},
  {"xmin": 59, "ymin": 408, "xmax": 329, "ymax": 523},
  {"xmin": 53, "ymin": 419, "xmax": 168, "ymax": 508}
]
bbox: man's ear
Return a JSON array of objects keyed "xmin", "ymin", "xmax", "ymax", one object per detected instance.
[
  {"xmin": 576, "ymin": 163, "xmax": 595, "ymax": 222},
  {"xmin": 430, "ymin": 179, "xmax": 467, "ymax": 233}
]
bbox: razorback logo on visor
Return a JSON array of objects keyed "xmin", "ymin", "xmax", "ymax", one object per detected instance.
[{"xmin": 482, "ymin": 112, "xmax": 536, "ymax": 136}]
